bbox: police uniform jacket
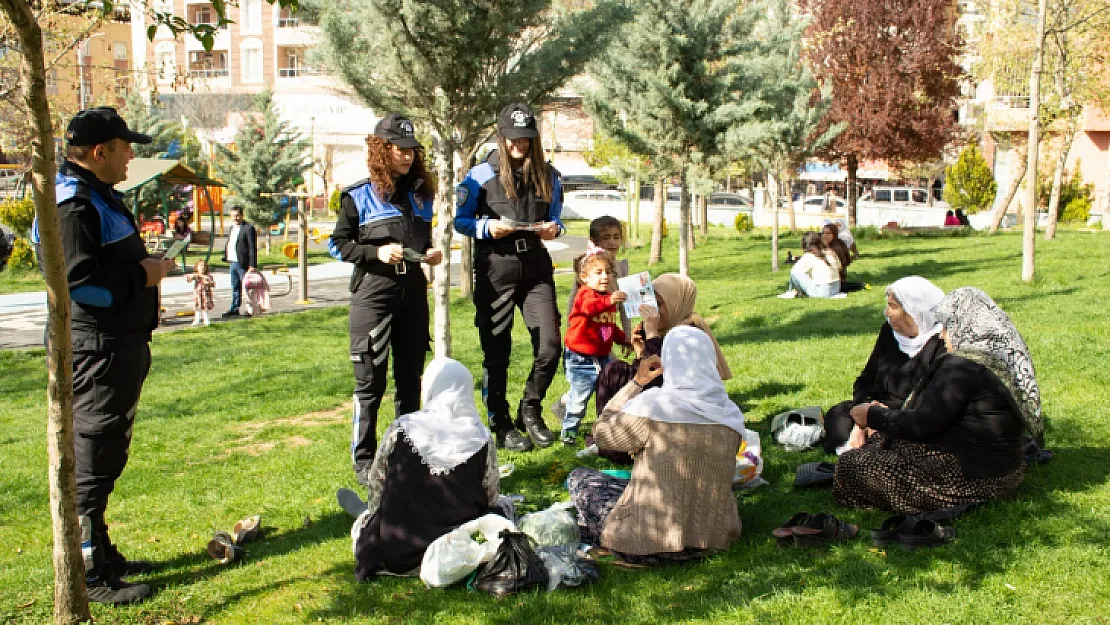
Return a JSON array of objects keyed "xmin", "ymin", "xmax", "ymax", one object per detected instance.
[{"xmin": 454, "ymin": 150, "xmax": 564, "ymax": 250}]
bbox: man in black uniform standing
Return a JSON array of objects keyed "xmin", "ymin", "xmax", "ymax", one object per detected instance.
[
  {"xmin": 32, "ymin": 107, "xmax": 173, "ymax": 604},
  {"xmin": 455, "ymin": 103, "xmax": 564, "ymax": 452},
  {"xmin": 329, "ymin": 114, "xmax": 443, "ymax": 484}
]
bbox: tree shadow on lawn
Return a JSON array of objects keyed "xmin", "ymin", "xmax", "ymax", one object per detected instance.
[
  {"xmin": 850, "ymin": 256, "xmax": 1016, "ymax": 289},
  {"xmin": 728, "ymin": 381, "xmax": 805, "ymax": 414},
  {"xmin": 717, "ymin": 305, "xmax": 881, "ymax": 346}
]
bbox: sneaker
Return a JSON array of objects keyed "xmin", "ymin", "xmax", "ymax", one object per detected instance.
[
  {"xmin": 561, "ymin": 430, "xmax": 578, "ymax": 446},
  {"xmin": 86, "ymin": 578, "xmax": 153, "ymax": 605},
  {"xmin": 221, "ymin": 310, "xmax": 240, "ymax": 318},
  {"xmin": 191, "ymin": 319, "xmax": 201, "ymax": 327},
  {"xmin": 831, "ymin": 292, "xmax": 848, "ymax": 299},
  {"xmin": 777, "ymin": 290, "xmax": 798, "ymax": 299}
]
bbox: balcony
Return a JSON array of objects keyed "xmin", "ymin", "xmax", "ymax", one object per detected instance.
[{"xmin": 188, "ymin": 68, "xmax": 230, "ymax": 79}]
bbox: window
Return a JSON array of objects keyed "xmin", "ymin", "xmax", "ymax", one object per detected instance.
[
  {"xmin": 115, "ymin": 81, "xmax": 128, "ymax": 100},
  {"xmin": 154, "ymin": 0, "xmax": 173, "ymax": 14},
  {"xmin": 240, "ymin": 40, "xmax": 262, "ymax": 83},
  {"xmin": 893, "ymin": 190, "xmax": 910, "ymax": 203},
  {"xmin": 874, "ymin": 189, "xmax": 891, "ymax": 202},
  {"xmin": 79, "ymin": 39, "xmax": 91, "ymax": 57},
  {"xmin": 278, "ymin": 6, "xmax": 299, "ymax": 27},
  {"xmin": 45, "ymin": 70, "xmax": 58, "ymax": 96},
  {"xmin": 240, "ymin": 0, "xmax": 261, "ymax": 34},
  {"xmin": 911, "ymin": 190, "xmax": 928, "ymax": 204},
  {"xmin": 196, "ymin": 6, "xmax": 212, "ymax": 24},
  {"xmin": 155, "ymin": 42, "xmax": 176, "ymax": 84},
  {"xmin": 114, "ymin": 41, "xmax": 127, "ymax": 60}
]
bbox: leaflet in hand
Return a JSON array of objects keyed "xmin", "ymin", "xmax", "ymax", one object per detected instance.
[
  {"xmin": 617, "ymin": 271, "xmax": 657, "ymax": 319},
  {"xmin": 162, "ymin": 238, "xmax": 188, "ymax": 260},
  {"xmin": 499, "ymin": 218, "xmax": 547, "ymax": 232}
]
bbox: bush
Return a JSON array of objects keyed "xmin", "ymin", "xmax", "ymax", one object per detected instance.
[
  {"xmin": 329, "ymin": 188, "xmax": 341, "ymax": 215},
  {"xmin": 0, "ymin": 197, "xmax": 35, "ymax": 237},
  {"xmin": 733, "ymin": 212, "xmax": 753, "ymax": 233},
  {"xmin": 1037, "ymin": 166, "xmax": 1094, "ymax": 222},
  {"xmin": 943, "ymin": 144, "xmax": 996, "ymax": 214},
  {"xmin": 7, "ymin": 237, "xmax": 36, "ymax": 270}
]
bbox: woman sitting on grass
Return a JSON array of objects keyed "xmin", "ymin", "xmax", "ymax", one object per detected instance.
[
  {"xmin": 833, "ymin": 287, "xmax": 1041, "ymax": 514},
  {"xmin": 779, "ymin": 232, "xmax": 841, "ymax": 299},
  {"xmin": 822, "ymin": 276, "xmax": 946, "ymax": 453},
  {"xmin": 568, "ymin": 326, "xmax": 744, "ymax": 566},
  {"xmin": 350, "ymin": 358, "xmax": 499, "ymax": 580},
  {"xmin": 822, "ymin": 222, "xmax": 866, "ymax": 293}
]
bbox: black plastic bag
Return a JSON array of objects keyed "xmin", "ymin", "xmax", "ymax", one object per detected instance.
[{"xmin": 474, "ymin": 530, "xmax": 549, "ymax": 596}]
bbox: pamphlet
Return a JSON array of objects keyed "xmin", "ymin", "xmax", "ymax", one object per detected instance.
[
  {"xmin": 402, "ymin": 248, "xmax": 428, "ymax": 263},
  {"xmin": 617, "ymin": 271, "xmax": 657, "ymax": 319},
  {"xmin": 162, "ymin": 238, "xmax": 188, "ymax": 260},
  {"xmin": 499, "ymin": 218, "xmax": 547, "ymax": 232}
]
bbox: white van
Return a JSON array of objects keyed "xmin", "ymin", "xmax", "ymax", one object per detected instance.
[{"xmin": 860, "ymin": 186, "xmax": 947, "ymax": 208}]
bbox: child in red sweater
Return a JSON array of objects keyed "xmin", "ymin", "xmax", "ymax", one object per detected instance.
[{"xmin": 558, "ymin": 248, "xmax": 628, "ymax": 444}]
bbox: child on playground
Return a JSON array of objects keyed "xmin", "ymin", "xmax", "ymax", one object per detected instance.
[
  {"xmin": 185, "ymin": 259, "xmax": 215, "ymax": 327},
  {"xmin": 558, "ymin": 248, "xmax": 629, "ymax": 445}
]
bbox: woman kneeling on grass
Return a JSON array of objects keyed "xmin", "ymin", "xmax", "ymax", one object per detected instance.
[
  {"xmin": 833, "ymin": 287, "xmax": 1043, "ymax": 514},
  {"xmin": 350, "ymin": 358, "xmax": 499, "ymax": 580},
  {"xmin": 568, "ymin": 326, "xmax": 744, "ymax": 566},
  {"xmin": 779, "ymin": 232, "xmax": 842, "ymax": 299}
]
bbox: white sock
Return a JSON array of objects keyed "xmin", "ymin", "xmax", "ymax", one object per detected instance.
[
  {"xmin": 192, "ymin": 311, "xmax": 201, "ymax": 325},
  {"xmin": 202, "ymin": 311, "xmax": 210, "ymax": 326}
]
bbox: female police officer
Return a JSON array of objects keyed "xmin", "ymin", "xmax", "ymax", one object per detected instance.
[
  {"xmin": 330, "ymin": 114, "xmax": 443, "ymax": 484},
  {"xmin": 455, "ymin": 103, "xmax": 563, "ymax": 452}
]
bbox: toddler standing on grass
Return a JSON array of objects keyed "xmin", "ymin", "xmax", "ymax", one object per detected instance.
[
  {"xmin": 558, "ymin": 248, "xmax": 629, "ymax": 445},
  {"xmin": 185, "ymin": 259, "xmax": 215, "ymax": 326}
]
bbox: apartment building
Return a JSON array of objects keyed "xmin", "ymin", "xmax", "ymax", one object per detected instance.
[
  {"xmin": 129, "ymin": 0, "xmax": 376, "ymax": 188},
  {"xmin": 957, "ymin": 0, "xmax": 1108, "ymax": 219}
]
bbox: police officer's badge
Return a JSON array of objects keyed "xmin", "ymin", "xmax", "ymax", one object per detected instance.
[
  {"xmin": 511, "ymin": 110, "xmax": 529, "ymax": 127},
  {"xmin": 400, "ymin": 120, "xmax": 414, "ymax": 137},
  {"xmin": 456, "ymin": 186, "xmax": 469, "ymax": 207}
]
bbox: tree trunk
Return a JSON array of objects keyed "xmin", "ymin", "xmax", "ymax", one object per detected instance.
[
  {"xmin": 698, "ymin": 192, "xmax": 708, "ymax": 237},
  {"xmin": 631, "ymin": 173, "xmax": 640, "ymax": 245},
  {"xmin": 1045, "ymin": 112, "xmax": 1079, "ymax": 240},
  {"xmin": 626, "ymin": 177, "xmax": 634, "ymax": 236},
  {"xmin": 678, "ymin": 156, "xmax": 691, "ymax": 276},
  {"xmin": 650, "ymin": 175, "xmax": 664, "ymax": 265},
  {"xmin": 846, "ymin": 154, "xmax": 858, "ymax": 228},
  {"xmin": 926, "ymin": 175, "xmax": 937, "ymax": 207},
  {"xmin": 786, "ymin": 174, "xmax": 796, "ymax": 230},
  {"xmin": 770, "ymin": 170, "xmax": 780, "ymax": 272},
  {"xmin": 431, "ymin": 138, "xmax": 457, "ymax": 356},
  {"xmin": 989, "ymin": 141, "xmax": 1028, "ymax": 233},
  {"xmin": 459, "ymin": 237, "xmax": 472, "ymax": 297},
  {"xmin": 1, "ymin": 1, "xmax": 90, "ymax": 622},
  {"xmin": 1023, "ymin": 0, "xmax": 1048, "ymax": 283}
]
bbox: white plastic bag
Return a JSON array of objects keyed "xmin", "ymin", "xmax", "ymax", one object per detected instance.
[
  {"xmin": 519, "ymin": 501, "xmax": 580, "ymax": 548},
  {"xmin": 419, "ymin": 514, "xmax": 516, "ymax": 588},
  {"xmin": 733, "ymin": 429, "xmax": 766, "ymax": 488}
]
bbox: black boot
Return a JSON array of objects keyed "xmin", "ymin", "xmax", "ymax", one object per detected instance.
[
  {"xmin": 490, "ymin": 412, "xmax": 533, "ymax": 452},
  {"xmin": 517, "ymin": 401, "xmax": 556, "ymax": 448}
]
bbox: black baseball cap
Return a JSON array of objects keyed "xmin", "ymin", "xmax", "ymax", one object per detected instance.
[
  {"xmin": 374, "ymin": 114, "xmax": 421, "ymax": 148},
  {"xmin": 497, "ymin": 103, "xmax": 538, "ymax": 139},
  {"xmin": 65, "ymin": 107, "xmax": 152, "ymax": 147}
]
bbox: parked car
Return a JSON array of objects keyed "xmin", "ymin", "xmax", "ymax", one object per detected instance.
[
  {"xmin": 708, "ymin": 192, "xmax": 752, "ymax": 208},
  {"xmin": 859, "ymin": 186, "xmax": 949, "ymax": 208},
  {"xmin": 794, "ymin": 195, "xmax": 847, "ymax": 213},
  {"xmin": 562, "ymin": 175, "xmax": 618, "ymax": 192},
  {"xmin": 566, "ymin": 189, "xmax": 626, "ymax": 203}
]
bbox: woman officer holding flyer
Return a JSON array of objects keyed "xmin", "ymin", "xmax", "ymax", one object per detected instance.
[
  {"xmin": 455, "ymin": 103, "xmax": 564, "ymax": 453},
  {"xmin": 329, "ymin": 114, "xmax": 443, "ymax": 486}
]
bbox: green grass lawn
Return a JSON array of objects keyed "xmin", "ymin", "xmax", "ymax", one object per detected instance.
[{"xmin": 2, "ymin": 229, "xmax": 1109, "ymax": 624}]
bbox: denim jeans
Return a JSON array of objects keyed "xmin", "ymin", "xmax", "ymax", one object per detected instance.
[
  {"xmin": 561, "ymin": 349, "xmax": 613, "ymax": 434},
  {"xmin": 228, "ymin": 261, "xmax": 245, "ymax": 312},
  {"xmin": 788, "ymin": 266, "xmax": 840, "ymax": 298}
]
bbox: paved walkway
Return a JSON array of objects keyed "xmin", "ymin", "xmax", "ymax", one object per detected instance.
[{"xmin": 0, "ymin": 237, "xmax": 586, "ymax": 350}]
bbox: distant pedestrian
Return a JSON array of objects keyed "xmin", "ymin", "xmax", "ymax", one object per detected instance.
[
  {"xmin": 186, "ymin": 259, "xmax": 215, "ymax": 326},
  {"xmin": 221, "ymin": 206, "xmax": 257, "ymax": 318}
]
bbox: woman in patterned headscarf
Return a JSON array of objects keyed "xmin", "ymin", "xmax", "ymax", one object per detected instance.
[{"xmin": 832, "ymin": 287, "xmax": 1036, "ymax": 514}]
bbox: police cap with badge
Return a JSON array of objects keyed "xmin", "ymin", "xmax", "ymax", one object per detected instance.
[
  {"xmin": 497, "ymin": 103, "xmax": 539, "ymax": 139},
  {"xmin": 374, "ymin": 114, "xmax": 421, "ymax": 148},
  {"xmin": 66, "ymin": 107, "xmax": 153, "ymax": 146}
]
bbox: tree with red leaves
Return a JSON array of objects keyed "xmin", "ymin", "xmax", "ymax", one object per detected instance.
[{"xmin": 800, "ymin": 0, "xmax": 964, "ymax": 225}]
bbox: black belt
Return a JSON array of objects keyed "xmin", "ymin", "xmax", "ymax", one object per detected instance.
[
  {"xmin": 364, "ymin": 260, "xmax": 420, "ymax": 277},
  {"xmin": 481, "ymin": 237, "xmax": 543, "ymax": 254}
]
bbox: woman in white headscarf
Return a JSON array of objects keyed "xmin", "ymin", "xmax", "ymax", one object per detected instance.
[
  {"xmin": 834, "ymin": 287, "xmax": 1035, "ymax": 514},
  {"xmin": 823, "ymin": 276, "xmax": 947, "ymax": 453},
  {"xmin": 567, "ymin": 326, "xmax": 744, "ymax": 566},
  {"xmin": 351, "ymin": 358, "xmax": 499, "ymax": 580}
]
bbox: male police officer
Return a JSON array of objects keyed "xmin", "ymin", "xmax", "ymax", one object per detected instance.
[{"xmin": 33, "ymin": 107, "xmax": 173, "ymax": 604}]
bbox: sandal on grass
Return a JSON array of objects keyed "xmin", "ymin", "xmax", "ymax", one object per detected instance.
[
  {"xmin": 899, "ymin": 519, "xmax": 956, "ymax": 550},
  {"xmin": 206, "ymin": 531, "xmax": 244, "ymax": 565},
  {"xmin": 792, "ymin": 513, "xmax": 859, "ymax": 548},
  {"xmin": 870, "ymin": 514, "xmax": 916, "ymax": 547},
  {"xmin": 232, "ymin": 515, "xmax": 262, "ymax": 545},
  {"xmin": 772, "ymin": 512, "xmax": 812, "ymax": 547}
]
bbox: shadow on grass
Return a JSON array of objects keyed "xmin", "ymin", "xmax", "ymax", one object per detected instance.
[{"xmin": 729, "ymin": 381, "xmax": 805, "ymax": 414}]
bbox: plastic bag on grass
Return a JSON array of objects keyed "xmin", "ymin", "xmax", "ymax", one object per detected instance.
[
  {"xmin": 474, "ymin": 530, "xmax": 549, "ymax": 596},
  {"xmin": 734, "ymin": 429, "xmax": 767, "ymax": 490},
  {"xmin": 535, "ymin": 545, "xmax": 600, "ymax": 591},
  {"xmin": 420, "ymin": 514, "xmax": 516, "ymax": 588},
  {"xmin": 519, "ymin": 501, "xmax": 580, "ymax": 548}
]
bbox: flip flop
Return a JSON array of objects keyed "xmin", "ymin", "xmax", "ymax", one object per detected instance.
[
  {"xmin": 232, "ymin": 515, "xmax": 262, "ymax": 545},
  {"xmin": 899, "ymin": 519, "xmax": 956, "ymax": 550},
  {"xmin": 772, "ymin": 512, "xmax": 812, "ymax": 547},
  {"xmin": 792, "ymin": 513, "xmax": 859, "ymax": 548}
]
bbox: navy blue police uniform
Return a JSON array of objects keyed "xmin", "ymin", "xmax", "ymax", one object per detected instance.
[{"xmin": 329, "ymin": 163, "xmax": 433, "ymax": 482}]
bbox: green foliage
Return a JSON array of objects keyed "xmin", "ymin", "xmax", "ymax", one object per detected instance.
[
  {"xmin": 328, "ymin": 188, "xmax": 341, "ymax": 215},
  {"xmin": 214, "ymin": 90, "xmax": 310, "ymax": 227},
  {"xmin": 1037, "ymin": 167, "xmax": 1094, "ymax": 223},
  {"xmin": 943, "ymin": 143, "xmax": 997, "ymax": 214},
  {"xmin": 6, "ymin": 237, "xmax": 35, "ymax": 270},
  {"xmin": 734, "ymin": 212, "xmax": 753, "ymax": 233},
  {"xmin": 0, "ymin": 197, "xmax": 34, "ymax": 237},
  {"xmin": 122, "ymin": 92, "xmax": 210, "ymax": 219}
]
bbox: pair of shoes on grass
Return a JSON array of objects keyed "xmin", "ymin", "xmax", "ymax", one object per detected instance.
[
  {"xmin": 871, "ymin": 514, "xmax": 956, "ymax": 550},
  {"xmin": 207, "ymin": 515, "xmax": 262, "ymax": 564},
  {"xmin": 773, "ymin": 512, "xmax": 859, "ymax": 547}
]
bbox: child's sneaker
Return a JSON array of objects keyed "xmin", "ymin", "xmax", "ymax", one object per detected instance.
[
  {"xmin": 561, "ymin": 429, "xmax": 578, "ymax": 446},
  {"xmin": 777, "ymin": 290, "xmax": 799, "ymax": 299}
]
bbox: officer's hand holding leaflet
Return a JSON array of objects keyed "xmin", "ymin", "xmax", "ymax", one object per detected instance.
[
  {"xmin": 488, "ymin": 220, "xmax": 516, "ymax": 239},
  {"xmin": 377, "ymin": 243, "xmax": 405, "ymax": 264},
  {"xmin": 424, "ymin": 249, "xmax": 444, "ymax": 266},
  {"xmin": 141, "ymin": 257, "xmax": 175, "ymax": 287},
  {"xmin": 538, "ymin": 221, "xmax": 560, "ymax": 241}
]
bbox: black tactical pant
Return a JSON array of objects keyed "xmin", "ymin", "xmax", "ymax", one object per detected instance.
[
  {"xmin": 473, "ymin": 247, "xmax": 561, "ymax": 429},
  {"xmin": 349, "ymin": 267, "xmax": 429, "ymax": 475},
  {"xmin": 71, "ymin": 337, "xmax": 151, "ymax": 583}
]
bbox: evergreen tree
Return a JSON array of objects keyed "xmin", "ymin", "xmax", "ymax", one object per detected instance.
[
  {"xmin": 317, "ymin": 0, "xmax": 628, "ymax": 356},
  {"xmin": 587, "ymin": 0, "xmax": 802, "ymax": 275},
  {"xmin": 122, "ymin": 92, "xmax": 207, "ymax": 219},
  {"xmin": 944, "ymin": 144, "xmax": 997, "ymax": 215},
  {"xmin": 214, "ymin": 89, "xmax": 309, "ymax": 239}
]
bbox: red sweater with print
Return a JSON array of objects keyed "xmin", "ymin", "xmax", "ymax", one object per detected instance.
[{"xmin": 565, "ymin": 287, "xmax": 627, "ymax": 357}]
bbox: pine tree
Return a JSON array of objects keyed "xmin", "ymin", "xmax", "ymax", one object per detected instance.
[
  {"xmin": 944, "ymin": 144, "xmax": 997, "ymax": 214},
  {"xmin": 316, "ymin": 0, "xmax": 627, "ymax": 356},
  {"xmin": 587, "ymin": 0, "xmax": 805, "ymax": 275},
  {"xmin": 214, "ymin": 89, "xmax": 309, "ymax": 242},
  {"xmin": 122, "ymin": 92, "xmax": 208, "ymax": 219}
]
